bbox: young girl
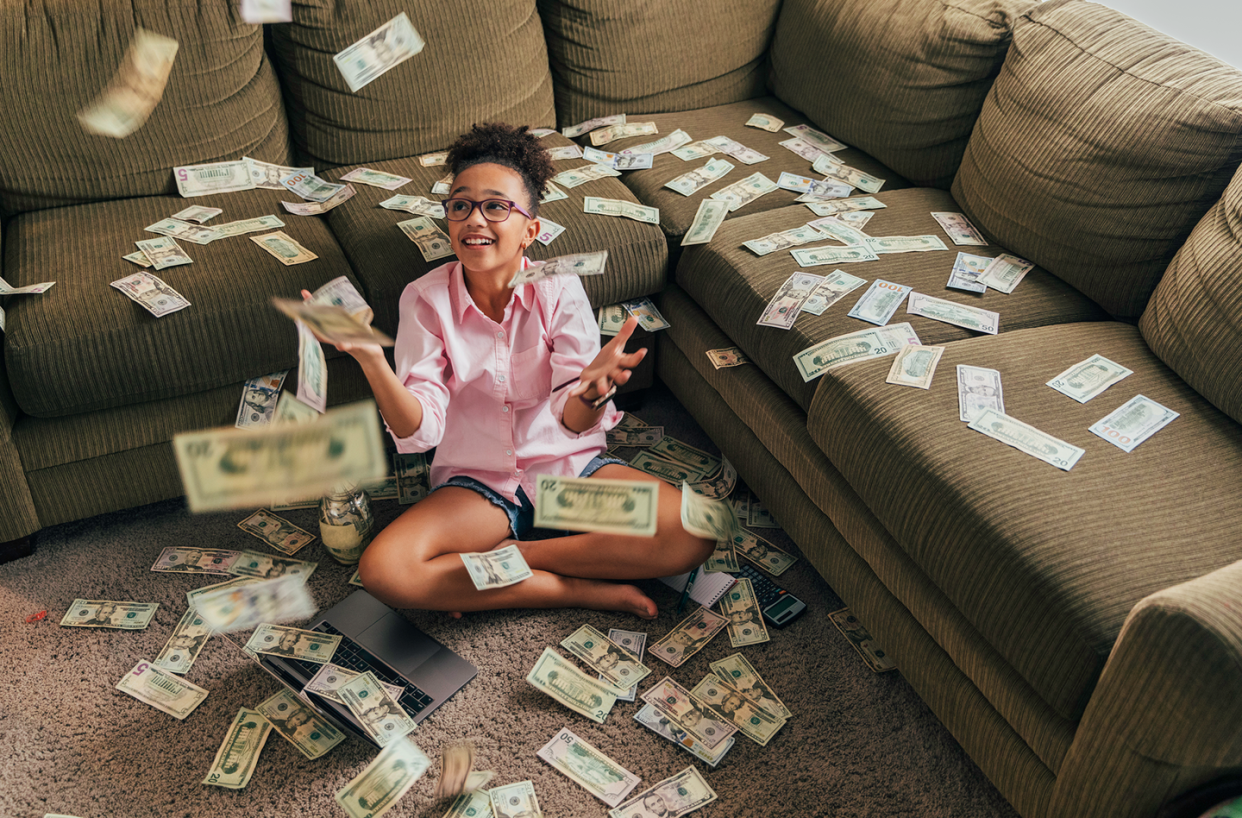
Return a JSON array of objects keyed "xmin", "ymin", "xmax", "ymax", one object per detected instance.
[{"xmin": 313, "ymin": 123, "xmax": 713, "ymax": 619}]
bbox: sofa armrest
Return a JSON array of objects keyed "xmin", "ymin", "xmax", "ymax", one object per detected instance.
[
  {"xmin": 0, "ymin": 220, "xmax": 40, "ymax": 542},
  {"xmin": 1051, "ymin": 560, "xmax": 1242, "ymax": 818}
]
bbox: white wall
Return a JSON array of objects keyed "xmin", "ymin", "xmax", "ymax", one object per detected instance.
[{"xmin": 1092, "ymin": 0, "xmax": 1241, "ymax": 69}]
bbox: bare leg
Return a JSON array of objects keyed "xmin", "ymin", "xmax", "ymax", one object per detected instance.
[
  {"xmin": 517, "ymin": 464, "xmax": 716, "ymax": 580},
  {"xmin": 358, "ymin": 486, "xmax": 656, "ymax": 618}
]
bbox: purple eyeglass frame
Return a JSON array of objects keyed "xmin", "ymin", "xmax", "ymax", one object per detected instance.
[{"xmin": 442, "ymin": 197, "xmax": 533, "ymax": 222}]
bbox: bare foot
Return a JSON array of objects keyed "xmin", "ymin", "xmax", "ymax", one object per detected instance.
[{"xmin": 598, "ymin": 582, "xmax": 658, "ymax": 620}]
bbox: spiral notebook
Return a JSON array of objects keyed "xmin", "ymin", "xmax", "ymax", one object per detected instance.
[{"xmin": 658, "ymin": 570, "xmax": 737, "ymax": 608}]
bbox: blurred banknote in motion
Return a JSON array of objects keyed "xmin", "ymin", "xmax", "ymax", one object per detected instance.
[
  {"xmin": 78, "ymin": 28, "xmax": 178, "ymax": 138},
  {"xmin": 333, "ymin": 13, "xmax": 425, "ymax": 93},
  {"xmin": 194, "ymin": 574, "xmax": 316, "ymax": 632},
  {"xmin": 335, "ymin": 738, "xmax": 429, "ymax": 818},
  {"xmin": 271, "ymin": 299, "xmax": 395, "ymax": 346},
  {"xmin": 534, "ymin": 475, "xmax": 659, "ymax": 537}
]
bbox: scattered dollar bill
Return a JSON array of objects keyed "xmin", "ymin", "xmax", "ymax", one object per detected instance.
[
  {"xmin": 802, "ymin": 269, "xmax": 867, "ymax": 315},
  {"xmin": 790, "ymin": 244, "xmax": 880, "ymax": 266},
  {"xmin": 538, "ymin": 728, "xmax": 640, "ymax": 807},
  {"xmin": 795, "ymin": 179, "xmax": 854, "ymax": 202},
  {"xmin": 957, "ymin": 365, "xmax": 1004, "ymax": 422},
  {"xmin": 702, "ymin": 135, "xmax": 768, "ymax": 165},
  {"xmin": 629, "ymin": 452, "xmax": 702, "ymax": 484},
  {"xmin": 664, "ymin": 157, "xmax": 734, "ymax": 196},
  {"xmin": 590, "ymin": 121, "xmax": 658, "ymax": 146},
  {"xmin": 649, "ymin": 438, "xmax": 718, "ymax": 475},
  {"xmin": 77, "ymin": 28, "xmax": 178, "ymax": 138},
  {"xmin": 244, "ymin": 157, "xmax": 314, "ymax": 191},
  {"xmin": 979, "ymin": 253, "xmax": 1036, "ymax": 294},
  {"xmin": 152, "ymin": 607, "xmax": 213, "ymax": 674},
  {"xmin": 641, "ymin": 677, "xmax": 736, "ymax": 748},
  {"xmin": 279, "ymin": 170, "xmax": 347, "ymax": 203},
  {"xmin": 690, "ymin": 672, "xmax": 785, "ymax": 745},
  {"xmin": 784, "ymin": 123, "xmax": 846, "ymax": 152},
  {"xmin": 380, "ymin": 194, "xmax": 445, "ymax": 219},
  {"xmin": 61, "ymin": 600, "xmax": 158, "ymax": 630},
  {"xmin": 490, "ymin": 781, "xmax": 542, "ymax": 818},
  {"xmin": 718, "ymin": 577, "xmax": 769, "ymax": 647},
  {"xmin": 296, "ymin": 320, "xmax": 327, "ymax": 413},
  {"xmin": 886, "ymin": 343, "xmax": 944, "ymax": 389},
  {"xmin": 547, "ymin": 144, "xmax": 584, "ymax": 161},
  {"xmin": 1090, "ymin": 394, "xmax": 1179, "ymax": 453},
  {"xmin": 257, "ymin": 689, "xmax": 346, "ymax": 759},
  {"xmin": 509, "ymin": 250, "xmax": 609, "ymax": 287},
  {"xmin": 778, "ymin": 136, "xmax": 842, "ymax": 164},
  {"xmin": 305, "ymin": 663, "xmax": 404, "ymax": 705},
  {"xmin": 535, "ymin": 218, "xmax": 566, "ymax": 245},
  {"xmin": 237, "ymin": 509, "xmax": 317, "ymax": 555},
  {"xmin": 947, "ymin": 252, "xmax": 994, "ymax": 293},
  {"xmin": 553, "ymin": 163, "xmax": 621, "ymax": 188},
  {"xmin": 349, "ymin": 569, "xmax": 364, "ymax": 587},
  {"xmin": 282, "ymin": 183, "xmax": 356, "ymax": 216},
  {"xmin": 582, "ymin": 145, "xmax": 620, "ymax": 166},
  {"xmin": 203, "ymin": 708, "xmax": 271, "ymax": 789},
  {"xmin": 460, "ymin": 544, "xmax": 534, "ymax": 590},
  {"xmin": 836, "ymin": 210, "xmax": 876, "ymax": 229},
  {"xmin": 442, "ymin": 788, "xmax": 494, "ymax": 818},
  {"xmin": 744, "ymin": 224, "xmax": 827, "ymax": 257},
  {"xmin": 211, "ymin": 215, "xmax": 287, "ymax": 238},
  {"xmin": 621, "ymin": 297, "xmax": 671, "ymax": 331},
  {"xmin": 151, "ymin": 546, "xmax": 240, "ymax": 574},
  {"xmin": 435, "ymin": 742, "xmax": 476, "ymax": 801},
  {"xmin": 650, "ymin": 608, "xmax": 728, "ymax": 668},
  {"xmin": 704, "ymin": 538, "xmax": 740, "ymax": 573},
  {"xmin": 235, "ymin": 371, "xmax": 287, "ymax": 429},
  {"xmin": 246, "ymin": 624, "xmax": 341, "ymax": 663},
  {"xmin": 634, "ymin": 704, "xmax": 735, "ymax": 767},
  {"xmin": 621, "ymin": 128, "xmax": 693, "ymax": 157},
  {"xmin": 174, "ymin": 160, "xmax": 254, "ymax": 197},
  {"xmin": 613, "ymin": 153, "xmax": 653, "ymax": 170},
  {"xmin": 563, "ymin": 114, "xmax": 627, "ymax": 139},
  {"xmin": 335, "ymin": 737, "xmax": 430, "ymax": 818},
  {"xmin": 671, "ymin": 141, "xmax": 718, "ymax": 161},
  {"xmin": 271, "ymin": 299, "xmax": 395, "ymax": 347},
  {"xmin": 431, "ymin": 173, "xmax": 454, "ymax": 195},
  {"xmin": 1047, "ymin": 354, "xmax": 1133, "ymax": 403},
  {"xmin": 710, "ymin": 652, "xmax": 791, "ymax": 718},
  {"xmin": 607, "ymin": 425, "xmax": 663, "ymax": 447},
  {"xmin": 969, "ymin": 409, "xmax": 1085, "ymax": 470},
  {"xmin": 395, "ymin": 451, "xmax": 430, "ymax": 505},
  {"xmin": 680, "ymin": 199, "xmax": 729, "ymax": 246},
  {"xmin": 540, "ymin": 181, "xmax": 569, "ymax": 203},
  {"xmin": 240, "ymin": 0, "xmax": 292, "ymax": 24},
  {"xmin": 814, "ymin": 156, "xmax": 884, "ymax": 193},
  {"xmin": 757, "ymin": 272, "xmax": 823, "ymax": 329},
  {"xmin": 709, "ymin": 172, "xmax": 778, "ymax": 212},
  {"xmin": 228, "ymin": 550, "xmax": 317, "ymax": 582},
  {"xmin": 194, "ymin": 573, "xmax": 315, "ymax": 633},
  {"xmin": 527, "ymin": 647, "xmax": 619, "ymax": 723},
  {"xmin": 251, "ymin": 231, "xmax": 319, "ymax": 265},
  {"xmin": 932, "ymin": 211, "xmax": 987, "ymax": 246},
  {"xmin": 865, "ymin": 235, "xmax": 948, "ymax": 255},
  {"xmin": 803, "ymin": 196, "xmax": 887, "ymax": 217},
  {"xmin": 746, "ymin": 113, "xmax": 784, "ymax": 132},
  {"xmin": 534, "ymin": 475, "xmax": 659, "ymax": 536},
  {"xmin": 122, "ymin": 250, "xmax": 153, "ymax": 267},
  {"xmin": 829, "ymin": 608, "xmax": 898, "ymax": 673},
  {"xmin": 145, "ymin": 218, "xmax": 218, "ymax": 245},
  {"xmin": 418, "ymin": 150, "xmax": 449, "ymax": 167},
  {"xmin": 333, "ymin": 12, "xmax": 425, "ymax": 92},
  {"xmin": 848, "ymin": 279, "xmax": 913, "ymax": 326},
  {"xmin": 602, "ymin": 628, "xmax": 647, "ymax": 701},
  {"xmin": 680, "ymin": 482, "xmax": 739, "ymax": 543},
  {"xmin": 398, "ymin": 216, "xmax": 454, "ymax": 261},
  {"xmin": 907, "ymin": 292, "xmax": 999, "ymax": 334},
  {"xmin": 562, "ymin": 624, "xmax": 652, "ymax": 692},
  {"xmin": 706, "ymin": 347, "xmax": 750, "ymax": 369},
  {"xmin": 775, "ymin": 171, "xmax": 815, "ymax": 193},
  {"xmin": 134, "ymin": 237, "xmax": 192, "ymax": 270},
  {"xmin": 730, "ymin": 529, "xmax": 798, "ymax": 575},
  {"xmin": 116, "ymin": 660, "xmax": 208, "ymax": 720},
  {"xmin": 583, "ymin": 196, "xmax": 660, "ymax": 224},
  {"xmin": 808, "ymin": 217, "xmax": 870, "ymax": 246},
  {"xmin": 340, "ymin": 167, "xmax": 411, "ymax": 190},
  {"xmin": 747, "ymin": 500, "xmax": 778, "ymax": 528},
  {"xmin": 794, "ymin": 322, "xmax": 920, "ymax": 382}
]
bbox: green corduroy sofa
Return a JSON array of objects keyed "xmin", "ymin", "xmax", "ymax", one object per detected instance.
[{"xmin": 2, "ymin": 2, "xmax": 1241, "ymax": 817}]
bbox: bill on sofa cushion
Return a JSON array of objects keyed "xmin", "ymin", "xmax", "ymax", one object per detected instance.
[
  {"xmin": 808, "ymin": 320, "xmax": 1242, "ymax": 720},
  {"xmin": 270, "ymin": 0, "xmax": 555, "ymax": 167},
  {"xmin": 1139, "ymin": 165, "xmax": 1242, "ymax": 427},
  {"xmin": 538, "ymin": 0, "xmax": 781, "ymax": 128},
  {"xmin": 3, "ymin": 192, "xmax": 360, "ymax": 418},
  {"xmin": 769, "ymin": 0, "xmax": 1031, "ymax": 190},
  {"xmin": 0, "ymin": 0, "xmax": 293, "ymax": 218},
  {"xmin": 952, "ymin": 0, "xmax": 1242, "ymax": 320}
]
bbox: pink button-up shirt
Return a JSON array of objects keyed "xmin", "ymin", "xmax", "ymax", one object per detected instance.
[{"xmin": 390, "ymin": 259, "xmax": 621, "ymax": 502}]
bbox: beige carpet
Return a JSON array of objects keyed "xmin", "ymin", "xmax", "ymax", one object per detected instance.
[{"xmin": 0, "ymin": 384, "xmax": 1019, "ymax": 818}]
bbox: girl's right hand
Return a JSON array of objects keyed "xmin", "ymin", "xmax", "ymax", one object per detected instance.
[{"xmin": 298, "ymin": 289, "xmax": 386, "ymax": 362}]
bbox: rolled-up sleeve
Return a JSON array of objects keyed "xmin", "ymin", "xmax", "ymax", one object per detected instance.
[
  {"xmin": 546, "ymin": 277, "xmax": 622, "ymax": 438},
  {"xmin": 390, "ymin": 286, "xmax": 450, "ymax": 452}
]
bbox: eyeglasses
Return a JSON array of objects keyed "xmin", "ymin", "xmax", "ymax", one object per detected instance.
[{"xmin": 442, "ymin": 197, "xmax": 533, "ymax": 222}]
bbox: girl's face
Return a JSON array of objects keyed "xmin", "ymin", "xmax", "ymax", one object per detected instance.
[{"xmin": 445, "ymin": 163, "xmax": 538, "ymax": 276}]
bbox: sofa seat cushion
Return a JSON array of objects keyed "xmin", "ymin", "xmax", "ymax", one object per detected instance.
[
  {"xmin": 4, "ymin": 192, "xmax": 360, "ymax": 418},
  {"xmin": 675, "ymin": 188, "xmax": 1107, "ymax": 412},
  {"xmin": 321, "ymin": 140, "xmax": 668, "ymax": 338},
  {"xmin": 808, "ymin": 320, "xmax": 1242, "ymax": 720},
  {"xmin": 574, "ymin": 98, "xmax": 912, "ymax": 241}
]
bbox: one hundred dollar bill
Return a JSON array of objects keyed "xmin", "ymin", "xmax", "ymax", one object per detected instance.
[
  {"xmin": 203, "ymin": 708, "xmax": 271, "ymax": 789},
  {"xmin": 237, "ymin": 509, "xmax": 317, "ymax": 555},
  {"xmin": 815, "ymin": 158, "xmax": 885, "ymax": 193},
  {"xmin": 790, "ymin": 245, "xmax": 880, "ymax": 266},
  {"xmin": 60, "ymin": 600, "xmax": 158, "ymax": 630},
  {"xmin": 150, "ymin": 546, "xmax": 240, "ymax": 574},
  {"xmin": 152, "ymin": 607, "xmax": 213, "ymax": 674},
  {"xmin": 710, "ymin": 652, "xmax": 791, "ymax": 718},
  {"xmin": 946, "ymin": 252, "xmax": 993, "ymax": 293},
  {"xmin": 526, "ymin": 647, "xmax": 618, "ymax": 723},
  {"xmin": 338, "ymin": 670, "xmax": 417, "ymax": 747},
  {"xmin": 271, "ymin": 299, "xmax": 395, "ymax": 347},
  {"xmin": 969, "ymin": 409, "xmax": 1085, "ymax": 470},
  {"xmin": 745, "ymin": 112, "xmax": 784, "ymax": 132},
  {"xmin": 243, "ymin": 157, "xmax": 312, "ymax": 190},
  {"xmin": 622, "ymin": 128, "xmax": 692, "ymax": 157},
  {"xmin": 802, "ymin": 269, "xmax": 867, "ymax": 315},
  {"xmin": 957, "ymin": 365, "xmax": 1004, "ymax": 422},
  {"xmin": 680, "ymin": 199, "xmax": 729, "ymax": 246},
  {"xmin": 509, "ymin": 250, "xmax": 608, "ymax": 287},
  {"xmin": 829, "ymin": 608, "xmax": 898, "ymax": 673},
  {"xmin": 1090, "ymin": 394, "xmax": 1179, "ymax": 453},
  {"xmin": 664, "ymin": 157, "xmax": 734, "ymax": 197},
  {"xmin": 77, "ymin": 28, "xmax": 178, "ymax": 138},
  {"xmin": 380, "ymin": 194, "xmax": 445, "ymax": 219},
  {"xmin": 621, "ymin": 297, "xmax": 670, "ymax": 331},
  {"xmin": 1047, "ymin": 354, "xmax": 1133, "ymax": 403},
  {"xmin": 803, "ymin": 196, "xmax": 887, "ymax": 217},
  {"xmin": 211, "ymin": 215, "xmax": 286, "ymax": 238},
  {"xmin": 333, "ymin": 12, "xmax": 425, "ymax": 93},
  {"xmin": 590, "ymin": 121, "xmax": 658, "ymax": 146},
  {"xmin": 397, "ymin": 216, "xmax": 454, "ymax": 261},
  {"xmin": 305, "ymin": 663, "xmax": 404, "ymax": 705},
  {"xmin": 144, "ymin": 218, "xmax": 219, "ymax": 245},
  {"xmin": 538, "ymin": 728, "xmax": 640, "ymax": 807},
  {"xmin": 584, "ymin": 196, "xmax": 660, "ymax": 225},
  {"xmin": 340, "ymin": 167, "xmax": 411, "ymax": 190},
  {"xmin": 706, "ymin": 347, "xmax": 750, "ymax": 369},
  {"xmin": 296, "ymin": 320, "xmax": 327, "ymax": 413},
  {"xmin": 690, "ymin": 672, "xmax": 786, "ymax": 745},
  {"xmin": 641, "ymin": 678, "xmax": 737, "ymax": 749},
  {"xmin": 533, "ymin": 475, "xmax": 659, "ymax": 536},
  {"xmin": 256, "ymin": 689, "xmax": 345, "ymax": 759},
  {"xmin": 709, "ymin": 172, "xmax": 778, "ymax": 212},
  {"xmin": 235, "ymin": 371, "xmax": 287, "ymax": 429},
  {"xmin": 633, "ymin": 704, "xmax": 735, "ymax": 767},
  {"xmin": 562, "ymin": 624, "xmax": 652, "ymax": 692},
  {"xmin": 907, "ymin": 292, "xmax": 999, "ymax": 334},
  {"xmin": 649, "ymin": 608, "xmax": 728, "ymax": 668},
  {"xmin": 865, "ymin": 234, "xmax": 948, "ymax": 254},
  {"xmin": 133, "ymin": 237, "xmax": 192, "ymax": 271},
  {"xmin": 680, "ymin": 483, "xmax": 739, "ymax": 542},
  {"xmin": 116, "ymin": 660, "xmax": 208, "ymax": 720},
  {"xmin": 932, "ymin": 211, "xmax": 987, "ymax": 246},
  {"xmin": 552, "ymin": 163, "xmax": 621, "ymax": 188},
  {"xmin": 174, "ymin": 160, "xmax": 254, "ymax": 197},
  {"xmin": 793, "ymin": 322, "xmax": 922, "ymax": 383},
  {"xmin": 784, "ymin": 123, "xmax": 846, "ymax": 152},
  {"xmin": 718, "ymin": 578, "xmax": 770, "ymax": 647},
  {"xmin": 730, "ymin": 529, "xmax": 798, "ymax": 576},
  {"xmin": 335, "ymin": 737, "xmax": 430, "ymax": 818},
  {"xmin": 602, "ymin": 628, "xmax": 647, "ymax": 702},
  {"xmin": 848, "ymin": 279, "xmax": 912, "ymax": 326},
  {"xmin": 279, "ymin": 170, "xmax": 346, "ymax": 203},
  {"xmin": 228, "ymin": 550, "xmax": 317, "ymax": 582},
  {"xmin": 563, "ymin": 113, "xmax": 626, "ymax": 138},
  {"xmin": 978, "ymin": 253, "xmax": 1036, "ymax": 294},
  {"xmin": 246, "ymin": 623, "xmax": 341, "ymax": 663},
  {"xmin": 886, "ymin": 344, "xmax": 945, "ymax": 390},
  {"xmin": 460, "ymin": 544, "xmax": 533, "ymax": 590}
]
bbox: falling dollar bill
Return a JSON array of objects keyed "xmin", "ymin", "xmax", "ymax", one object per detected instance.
[
  {"xmin": 239, "ymin": 0, "xmax": 292, "ymax": 24},
  {"xmin": 186, "ymin": 576, "xmax": 261, "ymax": 609},
  {"xmin": 271, "ymin": 299, "xmax": 395, "ymax": 347},
  {"xmin": 829, "ymin": 608, "xmax": 898, "ymax": 673},
  {"xmin": 969, "ymin": 409, "xmax": 1085, "ymax": 470},
  {"xmin": 508, "ymin": 250, "xmax": 608, "ymax": 287},
  {"xmin": 793, "ymin": 322, "xmax": 921, "ymax": 382},
  {"xmin": 152, "ymin": 607, "xmax": 213, "ymax": 674},
  {"xmin": 60, "ymin": 600, "xmax": 158, "ymax": 630},
  {"xmin": 680, "ymin": 482, "xmax": 738, "ymax": 542},
  {"xmin": 311, "ymin": 275, "xmax": 372, "ymax": 323},
  {"xmin": 235, "ymin": 371, "xmax": 287, "ymax": 429},
  {"xmin": 460, "ymin": 544, "xmax": 534, "ymax": 590},
  {"xmin": 562, "ymin": 624, "xmax": 652, "ymax": 691},
  {"xmin": 1046, "ymin": 354, "xmax": 1133, "ymax": 403},
  {"xmin": 730, "ymin": 529, "xmax": 798, "ymax": 576},
  {"xmin": 650, "ymin": 608, "xmax": 728, "ymax": 668},
  {"xmin": 634, "ymin": 704, "xmax": 735, "ymax": 767},
  {"xmin": 193, "ymin": 574, "xmax": 316, "ymax": 633},
  {"xmin": 957, "ymin": 364, "xmax": 1004, "ymax": 422},
  {"xmin": 931, "ymin": 212, "xmax": 988, "ymax": 246},
  {"xmin": 537, "ymin": 728, "xmax": 641, "ymax": 807},
  {"xmin": 1090, "ymin": 394, "xmax": 1179, "ymax": 453},
  {"xmin": 203, "ymin": 708, "xmax": 271, "ymax": 789},
  {"xmin": 680, "ymin": 199, "xmax": 729, "ymax": 247},
  {"xmin": 533, "ymin": 475, "xmax": 659, "ymax": 536},
  {"xmin": 256, "ymin": 689, "xmax": 346, "ymax": 760},
  {"xmin": 526, "ymin": 647, "xmax": 618, "ymax": 724},
  {"xmin": 333, "ymin": 12, "xmax": 425, "ymax": 92},
  {"xmin": 978, "ymin": 253, "xmax": 1036, "ymax": 294},
  {"xmin": 77, "ymin": 28, "xmax": 178, "ymax": 138},
  {"xmin": 150, "ymin": 547, "xmax": 240, "ymax": 574},
  {"xmin": 115, "ymin": 660, "xmax": 208, "ymax": 720},
  {"xmin": 710, "ymin": 652, "xmax": 791, "ymax": 718},
  {"xmin": 335, "ymin": 738, "xmax": 430, "ymax": 818},
  {"xmin": 886, "ymin": 344, "xmax": 944, "ymax": 390},
  {"xmin": 718, "ymin": 578, "xmax": 770, "ymax": 647},
  {"xmin": 690, "ymin": 672, "xmax": 786, "ymax": 745},
  {"xmin": 907, "ymin": 292, "xmax": 999, "ymax": 334},
  {"xmin": 434, "ymin": 741, "xmax": 476, "ymax": 800},
  {"xmin": 246, "ymin": 624, "xmax": 340, "ymax": 663},
  {"xmin": 641, "ymin": 677, "xmax": 737, "ymax": 749},
  {"xmin": 296, "ymin": 320, "xmax": 327, "ymax": 413},
  {"xmin": 802, "ymin": 269, "xmax": 867, "ymax": 315}
]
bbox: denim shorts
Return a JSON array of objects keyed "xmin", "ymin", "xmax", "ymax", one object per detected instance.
[{"xmin": 431, "ymin": 454, "xmax": 628, "ymax": 540}]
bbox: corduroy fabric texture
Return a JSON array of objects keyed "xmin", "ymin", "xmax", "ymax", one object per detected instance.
[
  {"xmin": 769, "ymin": 0, "xmax": 1031, "ymax": 190},
  {"xmin": 808, "ymin": 321, "xmax": 1242, "ymax": 720},
  {"xmin": 0, "ymin": 0, "xmax": 293, "ymax": 218},
  {"xmin": 1140, "ymin": 164, "xmax": 1242, "ymax": 426},
  {"xmin": 1048, "ymin": 561, "xmax": 1242, "ymax": 818},
  {"xmin": 951, "ymin": 0, "xmax": 1242, "ymax": 320},
  {"xmin": 659, "ymin": 285, "xmax": 1080, "ymax": 775},
  {"xmin": 674, "ymin": 190, "xmax": 1107, "ymax": 412},
  {"xmin": 0, "ymin": 352, "xmax": 39, "ymax": 542},
  {"xmin": 3, "ymin": 192, "xmax": 359, "ymax": 417},
  {"xmin": 269, "ymin": 0, "xmax": 555, "ymax": 168},
  {"xmin": 320, "ymin": 146, "xmax": 668, "ymax": 339},
  {"xmin": 537, "ymin": 0, "xmax": 781, "ymax": 127},
  {"xmin": 657, "ymin": 338, "xmax": 1054, "ymax": 818},
  {"xmin": 591, "ymin": 98, "xmax": 911, "ymax": 241}
]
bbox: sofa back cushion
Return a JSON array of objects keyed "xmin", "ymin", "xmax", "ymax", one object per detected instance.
[
  {"xmin": 952, "ymin": 0, "xmax": 1242, "ymax": 320},
  {"xmin": 270, "ymin": 0, "xmax": 555, "ymax": 166},
  {"xmin": 1140, "ymin": 165, "xmax": 1242, "ymax": 426},
  {"xmin": 769, "ymin": 0, "xmax": 1030, "ymax": 190},
  {"xmin": 538, "ymin": 0, "xmax": 781, "ymax": 128},
  {"xmin": 0, "ymin": 0, "xmax": 292, "ymax": 218}
]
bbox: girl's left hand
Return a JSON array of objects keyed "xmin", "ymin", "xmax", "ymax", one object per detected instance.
[{"xmin": 569, "ymin": 315, "xmax": 647, "ymax": 402}]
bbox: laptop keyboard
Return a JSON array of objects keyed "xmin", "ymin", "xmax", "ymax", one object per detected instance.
[{"xmin": 290, "ymin": 622, "xmax": 435, "ymax": 717}]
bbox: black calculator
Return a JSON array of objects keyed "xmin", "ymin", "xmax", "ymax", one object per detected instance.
[{"xmin": 733, "ymin": 563, "xmax": 807, "ymax": 628}]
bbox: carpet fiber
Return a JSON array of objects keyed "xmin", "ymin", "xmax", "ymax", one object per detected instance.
[{"xmin": 0, "ymin": 384, "xmax": 1020, "ymax": 818}]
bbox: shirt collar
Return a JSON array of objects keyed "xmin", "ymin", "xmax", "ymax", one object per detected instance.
[{"xmin": 450, "ymin": 258, "xmax": 535, "ymax": 323}]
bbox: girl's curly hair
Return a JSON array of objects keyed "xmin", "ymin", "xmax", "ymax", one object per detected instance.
[{"xmin": 446, "ymin": 123, "xmax": 554, "ymax": 218}]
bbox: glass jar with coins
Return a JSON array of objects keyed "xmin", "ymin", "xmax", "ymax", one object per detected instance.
[{"xmin": 319, "ymin": 483, "xmax": 375, "ymax": 565}]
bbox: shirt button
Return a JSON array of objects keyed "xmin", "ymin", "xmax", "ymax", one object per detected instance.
[
  {"xmin": 502, "ymin": 405, "xmax": 510, "ymax": 413},
  {"xmin": 505, "ymin": 449, "xmax": 513, "ymax": 457},
  {"xmin": 497, "ymin": 330, "xmax": 505, "ymax": 339},
  {"xmin": 498, "ymin": 375, "xmax": 506, "ymax": 383}
]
